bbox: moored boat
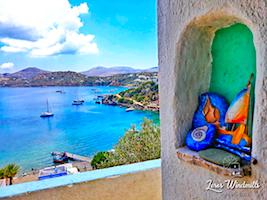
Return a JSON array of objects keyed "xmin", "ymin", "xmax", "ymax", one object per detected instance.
[
  {"xmin": 126, "ymin": 107, "xmax": 134, "ymax": 112},
  {"xmin": 56, "ymin": 90, "xmax": 65, "ymax": 94},
  {"xmin": 53, "ymin": 153, "xmax": 68, "ymax": 164},
  {"xmin": 40, "ymin": 100, "xmax": 54, "ymax": 117},
  {"xmin": 72, "ymin": 99, "xmax": 84, "ymax": 105}
]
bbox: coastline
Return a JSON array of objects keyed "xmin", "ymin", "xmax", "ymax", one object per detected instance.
[
  {"xmin": 102, "ymin": 94, "xmax": 160, "ymax": 112},
  {"xmin": 0, "ymin": 85, "xmax": 159, "ymax": 185}
]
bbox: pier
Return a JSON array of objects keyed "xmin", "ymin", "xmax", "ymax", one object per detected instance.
[{"xmin": 51, "ymin": 151, "xmax": 91, "ymax": 163}]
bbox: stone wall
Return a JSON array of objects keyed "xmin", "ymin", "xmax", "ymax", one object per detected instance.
[{"xmin": 158, "ymin": 1, "xmax": 267, "ymax": 199}]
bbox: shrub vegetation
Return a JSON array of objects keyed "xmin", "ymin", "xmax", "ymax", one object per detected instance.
[{"xmin": 91, "ymin": 118, "xmax": 160, "ymax": 169}]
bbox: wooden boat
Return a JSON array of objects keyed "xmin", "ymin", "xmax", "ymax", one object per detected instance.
[{"xmin": 40, "ymin": 100, "xmax": 54, "ymax": 117}]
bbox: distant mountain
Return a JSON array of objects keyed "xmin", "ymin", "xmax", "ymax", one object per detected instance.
[
  {"xmin": 4, "ymin": 67, "xmax": 49, "ymax": 79},
  {"xmin": 0, "ymin": 66, "xmax": 158, "ymax": 87},
  {"xmin": 143, "ymin": 67, "xmax": 158, "ymax": 73},
  {"xmin": 81, "ymin": 66, "xmax": 158, "ymax": 77},
  {"xmin": 30, "ymin": 71, "xmax": 97, "ymax": 87}
]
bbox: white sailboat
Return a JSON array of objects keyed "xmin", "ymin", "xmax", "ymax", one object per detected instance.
[{"xmin": 40, "ymin": 100, "xmax": 54, "ymax": 117}]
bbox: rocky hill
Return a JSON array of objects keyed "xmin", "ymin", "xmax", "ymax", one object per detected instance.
[
  {"xmin": 102, "ymin": 81, "xmax": 159, "ymax": 111},
  {"xmin": 0, "ymin": 67, "xmax": 157, "ymax": 87},
  {"xmin": 3, "ymin": 67, "xmax": 49, "ymax": 79}
]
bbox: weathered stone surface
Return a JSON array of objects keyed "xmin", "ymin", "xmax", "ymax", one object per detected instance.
[
  {"xmin": 158, "ymin": 0, "xmax": 267, "ymax": 199},
  {"xmin": 177, "ymin": 147, "xmax": 244, "ymax": 177},
  {"xmin": 199, "ymin": 148, "xmax": 241, "ymax": 167}
]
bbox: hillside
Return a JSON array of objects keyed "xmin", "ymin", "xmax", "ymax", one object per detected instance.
[
  {"xmin": 30, "ymin": 71, "xmax": 99, "ymax": 87},
  {"xmin": 119, "ymin": 81, "xmax": 158, "ymax": 105},
  {"xmin": 96, "ymin": 72, "xmax": 158, "ymax": 87},
  {"xmin": 102, "ymin": 81, "xmax": 159, "ymax": 111},
  {"xmin": 4, "ymin": 67, "xmax": 49, "ymax": 79},
  {"xmin": 0, "ymin": 67, "xmax": 157, "ymax": 87}
]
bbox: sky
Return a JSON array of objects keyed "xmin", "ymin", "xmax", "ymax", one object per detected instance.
[{"xmin": 0, "ymin": 0, "xmax": 157, "ymax": 73}]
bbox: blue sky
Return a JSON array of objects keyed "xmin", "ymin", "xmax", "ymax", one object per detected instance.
[{"xmin": 0, "ymin": 0, "xmax": 157, "ymax": 73}]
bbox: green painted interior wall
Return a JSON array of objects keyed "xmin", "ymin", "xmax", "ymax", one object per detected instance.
[{"xmin": 209, "ymin": 23, "xmax": 256, "ymax": 103}]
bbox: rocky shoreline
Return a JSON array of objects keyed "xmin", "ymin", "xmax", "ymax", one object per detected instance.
[{"xmin": 102, "ymin": 94, "xmax": 159, "ymax": 112}]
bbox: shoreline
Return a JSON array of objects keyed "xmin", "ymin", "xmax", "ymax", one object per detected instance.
[
  {"xmin": 102, "ymin": 95, "xmax": 160, "ymax": 112},
  {"xmin": 0, "ymin": 85, "xmax": 159, "ymax": 185}
]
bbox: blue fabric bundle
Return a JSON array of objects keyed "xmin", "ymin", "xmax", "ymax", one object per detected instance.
[
  {"xmin": 186, "ymin": 124, "xmax": 216, "ymax": 151},
  {"xmin": 186, "ymin": 93, "xmax": 229, "ymax": 151}
]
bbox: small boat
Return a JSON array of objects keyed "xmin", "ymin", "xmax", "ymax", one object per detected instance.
[
  {"xmin": 40, "ymin": 100, "xmax": 54, "ymax": 117},
  {"xmin": 53, "ymin": 153, "xmax": 68, "ymax": 164},
  {"xmin": 76, "ymin": 99, "xmax": 85, "ymax": 103},
  {"xmin": 56, "ymin": 90, "xmax": 65, "ymax": 94},
  {"xmin": 126, "ymin": 107, "xmax": 134, "ymax": 112},
  {"xmin": 72, "ymin": 99, "xmax": 84, "ymax": 105},
  {"xmin": 72, "ymin": 101, "xmax": 83, "ymax": 105},
  {"xmin": 95, "ymin": 100, "xmax": 101, "ymax": 104}
]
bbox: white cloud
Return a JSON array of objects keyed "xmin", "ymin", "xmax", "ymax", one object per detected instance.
[
  {"xmin": 0, "ymin": 0, "xmax": 98, "ymax": 56},
  {"xmin": 0, "ymin": 62, "xmax": 14, "ymax": 69}
]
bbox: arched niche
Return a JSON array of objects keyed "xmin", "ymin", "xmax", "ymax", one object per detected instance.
[
  {"xmin": 174, "ymin": 11, "xmax": 257, "ymax": 150},
  {"xmin": 210, "ymin": 23, "xmax": 256, "ymax": 137}
]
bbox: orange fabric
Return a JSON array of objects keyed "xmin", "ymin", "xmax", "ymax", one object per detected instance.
[
  {"xmin": 218, "ymin": 124, "xmax": 251, "ymax": 145},
  {"xmin": 203, "ymin": 97, "xmax": 220, "ymax": 126}
]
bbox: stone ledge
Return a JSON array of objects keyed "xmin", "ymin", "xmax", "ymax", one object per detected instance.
[{"xmin": 176, "ymin": 147, "xmax": 251, "ymax": 178}]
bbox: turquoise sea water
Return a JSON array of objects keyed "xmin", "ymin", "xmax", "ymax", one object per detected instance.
[{"xmin": 0, "ymin": 86, "xmax": 159, "ymax": 172}]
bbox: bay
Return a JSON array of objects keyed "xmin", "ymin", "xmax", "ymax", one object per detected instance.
[{"xmin": 0, "ymin": 86, "xmax": 159, "ymax": 172}]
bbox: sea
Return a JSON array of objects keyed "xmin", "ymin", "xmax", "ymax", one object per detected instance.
[{"xmin": 0, "ymin": 86, "xmax": 159, "ymax": 172}]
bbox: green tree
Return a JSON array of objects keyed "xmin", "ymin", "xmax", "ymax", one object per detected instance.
[
  {"xmin": 0, "ymin": 168, "xmax": 4, "ymax": 179},
  {"xmin": 91, "ymin": 152, "xmax": 109, "ymax": 169},
  {"xmin": 3, "ymin": 164, "xmax": 20, "ymax": 185},
  {"xmin": 93, "ymin": 118, "xmax": 160, "ymax": 169}
]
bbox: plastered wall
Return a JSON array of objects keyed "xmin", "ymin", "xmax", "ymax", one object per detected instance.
[
  {"xmin": 4, "ymin": 168, "xmax": 161, "ymax": 200},
  {"xmin": 158, "ymin": 1, "xmax": 267, "ymax": 199}
]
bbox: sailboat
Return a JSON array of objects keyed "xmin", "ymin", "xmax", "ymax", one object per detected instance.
[
  {"xmin": 215, "ymin": 74, "xmax": 254, "ymax": 161},
  {"xmin": 40, "ymin": 100, "xmax": 54, "ymax": 117}
]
